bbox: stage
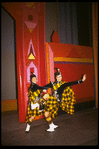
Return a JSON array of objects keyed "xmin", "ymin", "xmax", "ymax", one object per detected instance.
[{"xmin": 1, "ymin": 108, "xmax": 98, "ymax": 146}]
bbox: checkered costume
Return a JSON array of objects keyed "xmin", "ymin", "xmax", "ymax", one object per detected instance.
[
  {"xmin": 53, "ymin": 81, "xmax": 75, "ymax": 115},
  {"xmin": 44, "ymin": 95, "xmax": 59, "ymax": 118},
  {"xmin": 53, "ymin": 81, "xmax": 65, "ymax": 91},
  {"xmin": 25, "ymin": 89, "xmax": 59, "ymax": 124},
  {"xmin": 44, "ymin": 80, "xmax": 76, "ymax": 115},
  {"xmin": 25, "ymin": 89, "xmax": 43, "ymax": 124},
  {"xmin": 60, "ymin": 86, "xmax": 75, "ymax": 115}
]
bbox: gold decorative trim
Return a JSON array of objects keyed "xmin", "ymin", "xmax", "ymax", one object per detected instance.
[{"xmin": 54, "ymin": 57, "xmax": 93, "ymax": 63}]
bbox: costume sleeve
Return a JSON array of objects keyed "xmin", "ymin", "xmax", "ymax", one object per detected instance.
[
  {"xmin": 31, "ymin": 84, "xmax": 46, "ymax": 92},
  {"xmin": 43, "ymin": 81, "xmax": 53, "ymax": 88},
  {"xmin": 64, "ymin": 79, "xmax": 83, "ymax": 87},
  {"xmin": 35, "ymin": 84, "xmax": 46, "ymax": 90},
  {"xmin": 57, "ymin": 79, "xmax": 83, "ymax": 94}
]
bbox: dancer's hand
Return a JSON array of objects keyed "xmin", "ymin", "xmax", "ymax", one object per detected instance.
[
  {"xmin": 43, "ymin": 93, "xmax": 49, "ymax": 100},
  {"xmin": 82, "ymin": 74, "xmax": 87, "ymax": 82},
  {"xmin": 44, "ymin": 111, "xmax": 49, "ymax": 117},
  {"xmin": 43, "ymin": 89, "xmax": 47, "ymax": 93}
]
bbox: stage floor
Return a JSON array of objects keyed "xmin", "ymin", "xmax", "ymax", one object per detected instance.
[{"xmin": 1, "ymin": 108, "xmax": 98, "ymax": 146}]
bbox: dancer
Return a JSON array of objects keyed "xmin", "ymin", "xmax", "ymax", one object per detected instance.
[
  {"xmin": 25, "ymin": 73, "xmax": 58, "ymax": 132},
  {"xmin": 25, "ymin": 72, "xmax": 45, "ymax": 132},
  {"xmin": 44, "ymin": 68, "xmax": 86, "ymax": 115}
]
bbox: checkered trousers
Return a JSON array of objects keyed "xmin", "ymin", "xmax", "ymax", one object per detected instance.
[
  {"xmin": 25, "ymin": 105, "xmax": 44, "ymax": 124},
  {"xmin": 44, "ymin": 95, "xmax": 59, "ymax": 118},
  {"xmin": 60, "ymin": 86, "xmax": 75, "ymax": 115},
  {"xmin": 25, "ymin": 89, "xmax": 43, "ymax": 124},
  {"xmin": 25, "ymin": 90, "xmax": 59, "ymax": 123}
]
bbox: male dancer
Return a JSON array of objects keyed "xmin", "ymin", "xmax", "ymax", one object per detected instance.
[{"xmin": 44, "ymin": 68, "xmax": 86, "ymax": 115}]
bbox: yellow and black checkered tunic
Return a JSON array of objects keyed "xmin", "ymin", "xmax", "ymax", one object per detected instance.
[{"xmin": 53, "ymin": 81, "xmax": 75, "ymax": 115}]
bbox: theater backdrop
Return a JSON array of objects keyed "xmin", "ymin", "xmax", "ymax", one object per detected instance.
[{"xmin": 1, "ymin": 2, "xmax": 97, "ymax": 123}]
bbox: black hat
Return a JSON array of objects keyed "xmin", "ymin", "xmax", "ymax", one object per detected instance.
[
  {"xmin": 54, "ymin": 68, "xmax": 62, "ymax": 79},
  {"xmin": 30, "ymin": 72, "xmax": 36, "ymax": 82}
]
